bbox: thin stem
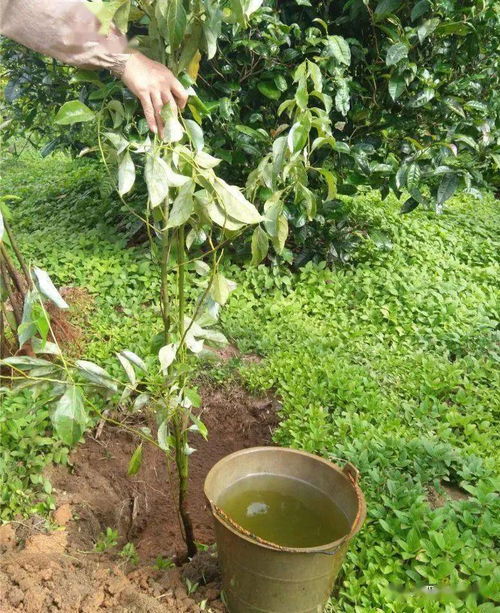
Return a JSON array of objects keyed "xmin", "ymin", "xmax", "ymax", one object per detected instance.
[
  {"xmin": 160, "ymin": 200, "xmax": 171, "ymax": 343},
  {"xmin": 3, "ymin": 218, "xmax": 31, "ymax": 287}
]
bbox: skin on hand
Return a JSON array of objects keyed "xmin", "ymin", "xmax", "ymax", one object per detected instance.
[{"xmin": 121, "ymin": 52, "xmax": 188, "ymax": 138}]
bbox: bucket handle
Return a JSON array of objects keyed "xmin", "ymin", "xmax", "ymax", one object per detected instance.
[{"xmin": 210, "ymin": 461, "xmax": 363, "ymax": 556}]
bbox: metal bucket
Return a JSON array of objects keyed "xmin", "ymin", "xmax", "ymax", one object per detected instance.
[{"xmin": 204, "ymin": 447, "xmax": 366, "ymax": 613}]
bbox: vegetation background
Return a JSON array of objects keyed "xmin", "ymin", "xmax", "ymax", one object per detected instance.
[{"xmin": 0, "ymin": 0, "xmax": 499, "ymax": 611}]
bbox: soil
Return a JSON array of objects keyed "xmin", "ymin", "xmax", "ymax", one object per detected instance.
[
  {"xmin": 0, "ymin": 383, "xmax": 279, "ymax": 613},
  {"xmin": 426, "ymin": 480, "xmax": 470, "ymax": 510}
]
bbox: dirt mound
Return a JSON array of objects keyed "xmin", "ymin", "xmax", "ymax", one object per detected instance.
[
  {"xmin": 0, "ymin": 383, "xmax": 279, "ymax": 612},
  {"xmin": 0, "ymin": 546, "xmax": 221, "ymax": 612}
]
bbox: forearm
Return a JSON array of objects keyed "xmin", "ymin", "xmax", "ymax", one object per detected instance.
[{"xmin": 0, "ymin": 0, "xmax": 130, "ymax": 75}]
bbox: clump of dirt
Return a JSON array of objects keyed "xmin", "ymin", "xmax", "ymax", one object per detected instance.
[
  {"xmin": 0, "ymin": 383, "xmax": 278, "ymax": 612},
  {"xmin": 45, "ymin": 287, "xmax": 94, "ymax": 356},
  {"xmin": 426, "ymin": 481, "xmax": 470, "ymax": 509}
]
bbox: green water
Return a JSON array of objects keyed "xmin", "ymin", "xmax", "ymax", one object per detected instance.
[{"xmin": 218, "ymin": 473, "xmax": 350, "ymax": 548}]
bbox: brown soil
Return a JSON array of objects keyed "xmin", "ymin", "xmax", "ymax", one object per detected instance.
[
  {"xmin": 426, "ymin": 481, "xmax": 470, "ymax": 509},
  {"xmin": 0, "ymin": 383, "xmax": 279, "ymax": 612}
]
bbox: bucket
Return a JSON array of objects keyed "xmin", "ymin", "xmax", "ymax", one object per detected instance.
[{"xmin": 204, "ymin": 447, "xmax": 366, "ymax": 613}]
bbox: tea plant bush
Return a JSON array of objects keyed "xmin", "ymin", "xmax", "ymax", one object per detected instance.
[{"xmin": 1, "ymin": 154, "xmax": 499, "ymax": 609}]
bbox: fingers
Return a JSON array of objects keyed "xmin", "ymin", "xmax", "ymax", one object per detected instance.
[
  {"xmin": 139, "ymin": 94, "xmax": 157, "ymax": 135},
  {"xmin": 151, "ymin": 91, "xmax": 165, "ymax": 139},
  {"xmin": 171, "ymin": 79, "xmax": 188, "ymax": 109}
]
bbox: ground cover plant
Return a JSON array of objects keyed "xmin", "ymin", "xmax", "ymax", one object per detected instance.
[{"xmin": 0, "ymin": 153, "xmax": 498, "ymax": 610}]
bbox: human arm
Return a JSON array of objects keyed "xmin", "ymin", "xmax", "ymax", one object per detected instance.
[{"xmin": 0, "ymin": 0, "xmax": 187, "ymax": 135}]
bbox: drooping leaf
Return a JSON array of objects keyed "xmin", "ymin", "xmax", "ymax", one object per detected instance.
[
  {"xmin": 120, "ymin": 350, "xmax": 147, "ymax": 372},
  {"xmin": 250, "ymin": 226, "xmax": 269, "ymax": 265},
  {"xmin": 166, "ymin": 180, "xmax": 195, "ymax": 228},
  {"xmin": 213, "ymin": 178, "xmax": 263, "ymax": 224},
  {"xmin": 144, "ymin": 153, "xmax": 170, "ymax": 208},
  {"xmin": 116, "ymin": 352, "xmax": 137, "ymax": 386},
  {"xmin": 32, "ymin": 267, "xmax": 69, "ymax": 309},
  {"xmin": 54, "ymin": 101, "xmax": 95, "ymax": 125},
  {"xmin": 75, "ymin": 360, "xmax": 118, "ymax": 392},
  {"xmin": 436, "ymin": 173, "xmax": 459, "ymax": 209},
  {"xmin": 185, "ymin": 119, "xmax": 204, "ymax": 151},
  {"xmin": 118, "ymin": 151, "xmax": 135, "ymax": 196},
  {"xmin": 159, "ymin": 343, "xmax": 178, "ymax": 374},
  {"xmin": 210, "ymin": 273, "xmax": 236, "ymax": 306},
  {"xmin": 52, "ymin": 385, "xmax": 86, "ymax": 446},
  {"xmin": 157, "ymin": 420, "xmax": 170, "ymax": 451},
  {"xmin": 160, "ymin": 104, "xmax": 184, "ymax": 143},
  {"xmin": 127, "ymin": 444, "xmax": 143, "ymax": 476}
]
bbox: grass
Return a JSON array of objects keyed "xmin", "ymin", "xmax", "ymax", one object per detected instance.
[{"xmin": 0, "ymin": 152, "xmax": 499, "ymax": 611}]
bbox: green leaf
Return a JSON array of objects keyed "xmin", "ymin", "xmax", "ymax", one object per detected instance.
[
  {"xmin": 295, "ymin": 77, "xmax": 309, "ymax": 110},
  {"xmin": 116, "ymin": 352, "xmax": 136, "ymax": 386},
  {"xmin": 400, "ymin": 197, "xmax": 419, "ymax": 213},
  {"xmin": 335, "ymin": 80, "xmax": 350, "ymax": 116},
  {"xmin": 274, "ymin": 74, "xmax": 288, "ymax": 92},
  {"xmin": 127, "ymin": 444, "xmax": 143, "ymax": 476},
  {"xmin": 436, "ymin": 173, "xmax": 459, "ymax": 209},
  {"xmin": 54, "ymin": 100, "xmax": 95, "ymax": 125},
  {"xmin": 52, "ymin": 385, "xmax": 86, "ymax": 446},
  {"xmin": 408, "ymin": 88, "xmax": 435, "ymax": 108},
  {"xmin": 104, "ymin": 132, "xmax": 129, "ymax": 154},
  {"xmin": 386, "ymin": 42, "xmax": 408, "ymax": 67},
  {"xmin": 324, "ymin": 36, "xmax": 351, "ymax": 66},
  {"xmin": 213, "ymin": 177, "xmax": 263, "ymax": 224},
  {"xmin": 374, "ymin": 0, "xmax": 401, "ymax": 19},
  {"xmin": 417, "ymin": 18, "xmax": 440, "ymax": 43},
  {"xmin": 196, "ymin": 190, "xmax": 244, "ymax": 231},
  {"xmin": 120, "ymin": 350, "xmax": 147, "ymax": 372},
  {"xmin": 257, "ymin": 81, "xmax": 281, "ymax": 100},
  {"xmin": 307, "ymin": 61, "xmax": 323, "ymax": 93},
  {"xmin": 166, "ymin": 180, "xmax": 195, "ymax": 228},
  {"xmin": 32, "ymin": 267, "xmax": 69, "ymax": 309},
  {"xmin": 159, "ymin": 343, "xmax": 178, "ymax": 374},
  {"xmin": 166, "ymin": 0, "xmax": 187, "ymax": 49},
  {"xmin": 411, "ymin": 0, "xmax": 430, "ymax": 21},
  {"xmin": 203, "ymin": 0, "xmax": 222, "ymax": 59},
  {"xmin": 389, "ymin": 76, "xmax": 406, "ymax": 100},
  {"xmin": 251, "ymin": 226, "xmax": 269, "ymax": 265},
  {"xmin": 406, "ymin": 163, "xmax": 421, "ymax": 191},
  {"xmin": 211, "ymin": 273, "xmax": 236, "ymax": 306},
  {"xmin": 160, "ymin": 104, "xmax": 184, "ymax": 143},
  {"xmin": 287, "ymin": 122, "xmax": 309, "ymax": 153},
  {"xmin": 185, "ymin": 119, "xmax": 204, "ymax": 151},
  {"xmin": 235, "ymin": 125, "xmax": 269, "ymax": 142},
  {"xmin": 189, "ymin": 414, "xmax": 208, "ymax": 439},
  {"xmin": 157, "ymin": 421, "xmax": 170, "ymax": 451},
  {"xmin": 319, "ymin": 168, "xmax": 337, "ymax": 200},
  {"xmin": 75, "ymin": 360, "xmax": 118, "ymax": 392},
  {"xmin": 118, "ymin": 151, "xmax": 135, "ymax": 196},
  {"xmin": 2, "ymin": 356, "xmax": 54, "ymax": 370},
  {"xmin": 144, "ymin": 153, "xmax": 170, "ymax": 208}
]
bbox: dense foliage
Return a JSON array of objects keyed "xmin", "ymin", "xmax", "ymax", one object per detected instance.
[
  {"xmin": 1, "ymin": 154, "xmax": 498, "ymax": 609},
  {"xmin": 1, "ymin": 1, "xmax": 498, "ymax": 264}
]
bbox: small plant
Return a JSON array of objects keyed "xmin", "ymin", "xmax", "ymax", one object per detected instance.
[
  {"xmin": 94, "ymin": 527, "xmax": 119, "ymax": 553},
  {"xmin": 153, "ymin": 555, "xmax": 175, "ymax": 571},
  {"xmin": 120, "ymin": 542, "xmax": 139, "ymax": 565}
]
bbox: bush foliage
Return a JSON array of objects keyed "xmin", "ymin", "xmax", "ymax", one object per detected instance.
[{"xmin": 1, "ymin": 1, "xmax": 498, "ymax": 264}]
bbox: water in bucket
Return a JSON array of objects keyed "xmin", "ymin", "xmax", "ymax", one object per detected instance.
[{"xmin": 218, "ymin": 473, "xmax": 350, "ymax": 548}]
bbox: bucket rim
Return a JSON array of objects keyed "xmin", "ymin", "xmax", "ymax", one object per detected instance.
[{"xmin": 204, "ymin": 446, "xmax": 366, "ymax": 554}]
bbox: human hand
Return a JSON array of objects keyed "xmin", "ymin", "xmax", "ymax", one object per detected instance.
[{"xmin": 121, "ymin": 52, "xmax": 188, "ymax": 138}]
